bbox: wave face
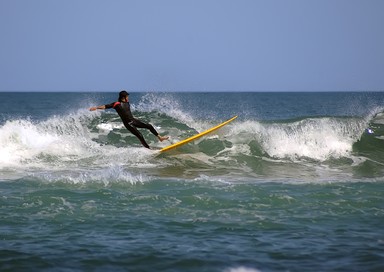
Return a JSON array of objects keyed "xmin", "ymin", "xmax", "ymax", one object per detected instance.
[{"xmin": 0, "ymin": 92, "xmax": 383, "ymax": 183}]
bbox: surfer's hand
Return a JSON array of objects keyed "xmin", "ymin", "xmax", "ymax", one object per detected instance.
[{"xmin": 89, "ymin": 107, "xmax": 97, "ymax": 111}]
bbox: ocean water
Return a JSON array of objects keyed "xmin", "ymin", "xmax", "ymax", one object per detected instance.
[{"xmin": 0, "ymin": 92, "xmax": 383, "ymax": 271}]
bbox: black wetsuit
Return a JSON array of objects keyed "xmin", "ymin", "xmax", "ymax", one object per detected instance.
[{"xmin": 105, "ymin": 101, "xmax": 158, "ymax": 148}]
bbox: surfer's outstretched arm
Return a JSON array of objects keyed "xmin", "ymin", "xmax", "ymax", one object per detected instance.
[{"xmin": 89, "ymin": 105, "xmax": 106, "ymax": 111}]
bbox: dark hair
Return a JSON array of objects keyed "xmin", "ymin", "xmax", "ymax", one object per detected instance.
[{"xmin": 118, "ymin": 90, "xmax": 129, "ymax": 102}]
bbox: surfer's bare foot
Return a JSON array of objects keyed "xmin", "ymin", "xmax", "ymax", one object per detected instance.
[{"xmin": 158, "ymin": 135, "xmax": 169, "ymax": 142}]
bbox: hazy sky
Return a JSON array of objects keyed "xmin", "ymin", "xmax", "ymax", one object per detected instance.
[{"xmin": 1, "ymin": 0, "xmax": 383, "ymax": 92}]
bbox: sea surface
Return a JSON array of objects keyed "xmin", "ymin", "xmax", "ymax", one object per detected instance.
[{"xmin": 1, "ymin": 92, "xmax": 383, "ymax": 271}]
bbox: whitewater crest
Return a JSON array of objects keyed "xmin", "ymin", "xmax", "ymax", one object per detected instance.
[
  {"xmin": 248, "ymin": 117, "xmax": 366, "ymax": 161},
  {"xmin": 1, "ymin": 95, "xmax": 383, "ymax": 182},
  {"xmin": 0, "ymin": 111, "xmax": 155, "ymax": 171},
  {"xmin": 0, "ymin": 113, "xmax": 97, "ymax": 167}
]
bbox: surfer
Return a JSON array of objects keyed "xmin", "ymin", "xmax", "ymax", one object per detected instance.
[{"xmin": 89, "ymin": 90, "xmax": 169, "ymax": 149}]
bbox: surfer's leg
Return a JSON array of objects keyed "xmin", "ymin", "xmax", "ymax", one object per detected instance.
[
  {"xmin": 132, "ymin": 119, "xmax": 169, "ymax": 142},
  {"xmin": 130, "ymin": 119, "xmax": 169, "ymax": 142},
  {"xmin": 123, "ymin": 120, "xmax": 150, "ymax": 148},
  {"xmin": 131, "ymin": 119, "xmax": 158, "ymax": 136}
]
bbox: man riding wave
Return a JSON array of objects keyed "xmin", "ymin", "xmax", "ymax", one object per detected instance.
[{"xmin": 89, "ymin": 90, "xmax": 168, "ymax": 149}]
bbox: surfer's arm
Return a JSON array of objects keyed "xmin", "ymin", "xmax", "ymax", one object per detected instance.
[
  {"xmin": 89, "ymin": 102, "xmax": 114, "ymax": 111},
  {"xmin": 89, "ymin": 105, "xmax": 106, "ymax": 111}
]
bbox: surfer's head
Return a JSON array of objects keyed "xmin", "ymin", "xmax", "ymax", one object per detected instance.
[{"xmin": 118, "ymin": 90, "xmax": 129, "ymax": 102}]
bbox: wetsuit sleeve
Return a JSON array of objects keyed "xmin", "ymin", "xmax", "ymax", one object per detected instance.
[{"xmin": 104, "ymin": 102, "xmax": 115, "ymax": 109}]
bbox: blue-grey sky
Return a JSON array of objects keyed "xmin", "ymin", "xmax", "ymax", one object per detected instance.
[{"xmin": 1, "ymin": 0, "xmax": 383, "ymax": 92}]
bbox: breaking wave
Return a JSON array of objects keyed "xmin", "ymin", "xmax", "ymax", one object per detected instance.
[{"xmin": 1, "ymin": 94, "xmax": 383, "ymax": 182}]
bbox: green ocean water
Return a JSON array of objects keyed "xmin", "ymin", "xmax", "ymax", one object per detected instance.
[{"xmin": 1, "ymin": 92, "xmax": 384, "ymax": 271}]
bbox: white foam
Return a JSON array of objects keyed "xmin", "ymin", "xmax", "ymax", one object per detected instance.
[
  {"xmin": 231, "ymin": 117, "xmax": 366, "ymax": 161},
  {"xmin": 0, "ymin": 111, "xmax": 157, "ymax": 174},
  {"xmin": 0, "ymin": 119, "xmax": 61, "ymax": 166},
  {"xmin": 96, "ymin": 123, "xmax": 124, "ymax": 131},
  {"xmin": 224, "ymin": 267, "xmax": 261, "ymax": 272},
  {"xmin": 31, "ymin": 166, "xmax": 150, "ymax": 185}
]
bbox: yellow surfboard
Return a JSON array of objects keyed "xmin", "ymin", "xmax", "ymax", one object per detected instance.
[{"xmin": 160, "ymin": 116, "xmax": 238, "ymax": 152}]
